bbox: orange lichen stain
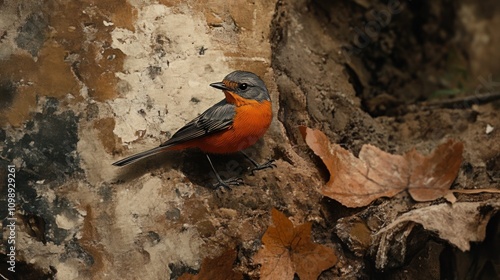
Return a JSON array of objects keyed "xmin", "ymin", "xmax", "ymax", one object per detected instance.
[
  {"xmin": 45, "ymin": 1, "xmax": 86, "ymax": 50},
  {"xmin": 2, "ymin": 86, "xmax": 37, "ymax": 127},
  {"xmin": 1, "ymin": 0, "xmax": 137, "ymax": 126},
  {"xmin": 158, "ymin": 0, "xmax": 229, "ymax": 23},
  {"xmin": 36, "ymin": 42, "xmax": 80, "ymax": 98},
  {"xmin": 43, "ymin": 0, "xmax": 133, "ymax": 101},
  {"xmin": 0, "ymin": 53, "xmax": 37, "ymax": 127},
  {"xmin": 196, "ymin": 1, "xmax": 229, "ymax": 27},
  {"xmin": 80, "ymin": 205, "xmax": 107, "ymax": 277},
  {"xmin": 158, "ymin": 0, "xmax": 184, "ymax": 7},
  {"xmin": 46, "ymin": 0, "xmax": 136, "ymax": 45},
  {"xmin": 227, "ymin": 1, "xmax": 254, "ymax": 31},
  {"xmin": 93, "ymin": 117, "xmax": 124, "ymax": 155},
  {"xmin": 78, "ymin": 46, "xmax": 126, "ymax": 102},
  {"xmin": 96, "ymin": 0, "xmax": 137, "ymax": 31},
  {"xmin": 0, "ymin": 41, "xmax": 82, "ymax": 127}
]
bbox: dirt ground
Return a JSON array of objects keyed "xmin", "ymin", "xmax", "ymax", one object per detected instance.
[
  {"xmin": 271, "ymin": 1, "xmax": 500, "ymax": 278},
  {"xmin": 1, "ymin": 0, "xmax": 499, "ymax": 279}
]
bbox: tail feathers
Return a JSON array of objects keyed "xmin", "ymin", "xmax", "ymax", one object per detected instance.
[{"xmin": 112, "ymin": 146, "xmax": 169, "ymax": 166}]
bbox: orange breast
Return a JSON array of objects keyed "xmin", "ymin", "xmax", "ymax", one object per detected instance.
[{"xmin": 173, "ymin": 99, "xmax": 272, "ymax": 154}]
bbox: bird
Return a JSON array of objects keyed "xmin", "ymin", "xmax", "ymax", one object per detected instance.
[{"xmin": 112, "ymin": 70, "xmax": 275, "ymax": 189}]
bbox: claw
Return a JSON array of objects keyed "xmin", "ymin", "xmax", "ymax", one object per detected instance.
[
  {"xmin": 250, "ymin": 159, "xmax": 276, "ymax": 175},
  {"xmin": 213, "ymin": 177, "xmax": 244, "ymax": 191}
]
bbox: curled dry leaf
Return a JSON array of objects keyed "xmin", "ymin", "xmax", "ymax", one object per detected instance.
[
  {"xmin": 374, "ymin": 199, "xmax": 500, "ymax": 269},
  {"xmin": 254, "ymin": 208, "xmax": 338, "ymax": 280},
  {"xmin": 299, "ymin": 126, "xmax": 464, "ymax": 207}
]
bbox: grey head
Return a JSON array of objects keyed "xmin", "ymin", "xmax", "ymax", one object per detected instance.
[{"xmin": 210, "ymin": 70, "xmax": 270, "ymax": 102}]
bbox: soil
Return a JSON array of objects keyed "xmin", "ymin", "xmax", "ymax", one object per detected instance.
[{"xmin": 271, "ymin": 0, "xmax": 500, "ymax": 279}]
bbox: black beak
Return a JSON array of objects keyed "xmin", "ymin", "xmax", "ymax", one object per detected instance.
[{"xmin": 210, "ymin": 82, "xmax": 230, "ymax": 91}]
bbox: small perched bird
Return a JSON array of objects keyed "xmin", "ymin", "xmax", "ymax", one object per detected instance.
[{"xmin": 112, "ymin": 70, "xmax": 275, "ymax": 189}]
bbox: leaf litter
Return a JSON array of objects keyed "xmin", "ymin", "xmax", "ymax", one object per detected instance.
[
  {"xmin": 299, "ymin": 126, "xmax": 500, "ymax": 207},
  {"xmin": 253, "ymin": 208, "xmax": 338, "ymax": 280},
  {"xmin": 300, "ymin": 126, "xmax": 500, "ymax": 268}
]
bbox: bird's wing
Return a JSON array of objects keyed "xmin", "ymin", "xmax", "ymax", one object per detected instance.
[{"xmin": 160, "ymin": 99, "xmax": 236, "ymax": 147}]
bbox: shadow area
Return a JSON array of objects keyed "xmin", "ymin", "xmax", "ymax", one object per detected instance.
[
  {"xmin": 110, "ymin": 148, "xmax": 255, "ymax": 189},
  {"xmin": 111, "ymin": 149, "xmax": 184, "ymax": 183}
]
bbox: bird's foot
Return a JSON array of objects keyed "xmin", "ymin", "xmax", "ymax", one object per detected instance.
[
  {"xmin": 213, "ymin": 177, "xmax": 244, "ymax": 191},
  {"xmin": 249, "ymin": 159, "xmax": 276, "ymax": 175}
]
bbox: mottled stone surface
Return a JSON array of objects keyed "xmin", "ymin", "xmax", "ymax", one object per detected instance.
[{"xmin": 0, "ymin": 0, "xmax": 281, "ymax": 278}]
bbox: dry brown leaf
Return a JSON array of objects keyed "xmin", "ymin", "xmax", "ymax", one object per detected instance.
[
  {"xmin": 254, "ymin": 208, "xmax": 338, "ymax": 280},
  {"xmin": 179, "ymin": 249, "xmax": 243, "ymax": 280},
  {"xmin": 375, "ymin": 199, "xmax": 500, "ymax": 259},
  {"xmin": 405, "ymin": 141, "xmax": 463, "ymax": 201},
  {"xmin": 452, "ymin": 188, "xmax": 500, "ymax": 195},
  {"xmin": 299, "ymin": 126, "xmax": 464, "ymax": 207},
  {"xmin": 444, "ymin": 192, "xmax": 458, "ymax": 203}
]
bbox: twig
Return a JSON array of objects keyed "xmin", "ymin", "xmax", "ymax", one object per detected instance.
[{"xmin": 420, "ymin": 92, "xmax": 500, "ymax": 109}]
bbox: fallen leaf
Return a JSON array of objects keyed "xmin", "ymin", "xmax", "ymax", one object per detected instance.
[
  {"xmin": 444, "ymin": 188, "xmax": 500, "ymax": 203},
  {"xmin": 299, "ymin": 126, "xmax": 464, "ymax": 207},
  {"xmin": 406, "ymin": 141, "xmax": 463, "ymax": 201},
  {"xmin": 254, "ymin": 209, "xmax": 338, "ymax": 280},
  {"xmin": 179, "ymin": 249, "xmax": 243, "ymax": 280},
  {"xmin": 374, "ymin": 199, "xmax": 500, "ymax": 269},
  {"xmin": 443, "ymin": 192, "xmax": 457, "ymax": 203},
  {"xmin": 452, "ymin": 188, "xmax": 500, "ymax": 195}
]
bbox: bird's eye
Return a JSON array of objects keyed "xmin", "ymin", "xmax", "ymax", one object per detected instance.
[{"xmin": 238, "ymin": 83, "xmax": 248, "ymax": 90}]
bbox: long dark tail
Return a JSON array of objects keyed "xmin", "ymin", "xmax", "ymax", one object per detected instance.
[{"xmin": 112, "ymin": 146, "xmax": 170, "ymax": 166}]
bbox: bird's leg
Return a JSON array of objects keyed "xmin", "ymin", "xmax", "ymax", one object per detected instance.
[
  {"xmin": 240, "ymin": 151, "xmax": 276, "ymax": 175},
  {"xmin": 205, "ymin": 154, "xmax": 243, "ymax": 190}
]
